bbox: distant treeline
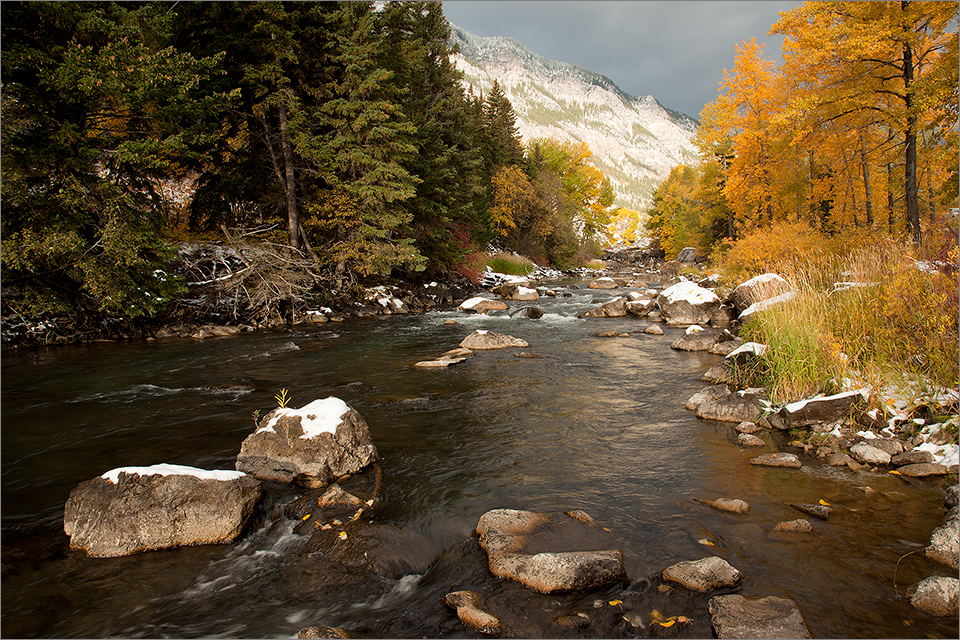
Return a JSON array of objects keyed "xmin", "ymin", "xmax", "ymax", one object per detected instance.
[{"xmin": 1, "ymin": 1, "xmax": 619, "ymax": 321}]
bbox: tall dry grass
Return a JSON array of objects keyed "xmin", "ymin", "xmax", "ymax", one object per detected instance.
[{"xmin": 736, "ymin": 238, "xmax": 959, "ymax": 407}]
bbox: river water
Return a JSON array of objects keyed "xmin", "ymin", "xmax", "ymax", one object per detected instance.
[{"xmin": 2, "ymin": 280, "xmax": 956, "ymax": 638}]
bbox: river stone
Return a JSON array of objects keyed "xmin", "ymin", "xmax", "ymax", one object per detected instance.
[
  {"xmin": 514, "ymin": 306, "xmax": 544, "ymax": 319},
  {"xmin": 869, "ymin": 438, "xmax": 906, "ymax": 456},
  {"xmin": 791, "ymin": 503, "xmax": 832, "ymax": 520},
  {"xmin": 946, "ymin": 485, "xmax": 959, "ymax": 508},
  {"xmin": 709, "ymin": 594, "xmax": 811, "ymax": 639},
  {"xmin": 298, "ymin": 625, "xmax": 353, "ymax": 639},
  {"xmin": 696, "ymin": 388, "xmax": 766, "ymax": 423},
  {"xmin": 459, "ymin": 330, "xmax": 529, "ymax": 350},
  {"xmin": 657, "ymin": 281, "xmax": 721, "ymax": 325},
  {"xmin": 660, "ymin": 556, "xmax": 742, "ymax": 592},
  {"xmin": 774, "ymin": 519, "xmax": 813, "ymax": 533},
  {"xmin": 443, "ymin": 591, "xmax": 503, "ymax": 635},
  {"xmin": 459, "ymin": 297, "xmax": 509, "ymax": 314},
  {"xmin": 849, "ymin": 442, "xmax": 891, "ymax": 466},
  {"xmin": 730, "ymin": 273, "xmax": 792, "ymax": 314},
  {"xmin": 892, "ymin": 449, "xmax": 935, "ymax": 466},
  {"xmin": 825, "ymin": 452, "xmax": 855, "ymax": 467},
  {"xmin": 317, "ymin": 484, "xmax": 364, "ymax": 508},
  {"xmin": 192, "ymin": 324, "xmax": 241, "ymax": 339},
  {"xmin": 476, "ymin": 508, "xmax": 627, "ymax": 593},
  {"xmin": 499, "ymin": 282, "xmax": 539, "ymax": 301},
  {"xmin": 736, "ymin": 421, "xmax": 762, "ymax": 434},
  {"xmin": 908, "ymin": 576, "xmax": 959, "ymax": 616},
  {"xmin": 643, "ymin": 324, "xmax": 664, "ymax": 335},
  {"xmin": 777, "ymin": 391, "xmax": 865, "ymax": 428},
  {"xmin": 685, "ymin": 384, "xmax": 731, "ymax": 411},
  {"xmin": 898, "ymin": 462, "xmax": 949, "ymax": 477},
  {"xmin": 709, "ymin": 337, "xmax": 743, "ymax": 355},
  {"xmin": 414, "ymin": 357, "xmax": 466, "ymax": 367},
  {"xmin": 578, "ymin": 297, "xmax": 628, "ymax": 318},
  {"xmin": 626, "ymin": 299, "xmax": 655, "ymax": 317},
  {"xmin": 670, "ymin": 326, "xmax": 721, "ymax": 351},
  {"xmin": 63, "ymin": 465, "xmax": 261, "ymax": 557},
  {"xmin": 698, "ymin": 498, "xmax": 751, "ymax": 514},
  {"xmin": 925, "ymin": 513, "xmax": 959, "ymax": 569},
  {"xmin": 700, "ymin": 360, "xmax": 734, "ymax": 384},
  {"xmin": 749, "ymin": 452, "xmax": 802, "ymax": 469},
  {"xmin": 236, "ymin": 398, "xmax": 378, "ymax": 487},
  {"xmin": 588, "ymin": 277, "xmax": 618, "ymax": 289},
  {"xmin": 737, "ymin": 433, "xmax": 766, "ymax": 447}
]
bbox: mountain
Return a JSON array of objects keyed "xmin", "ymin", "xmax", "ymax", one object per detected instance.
[{"xmin": 449, "ymin": 24, "xmax": 699, "ymax": 212}]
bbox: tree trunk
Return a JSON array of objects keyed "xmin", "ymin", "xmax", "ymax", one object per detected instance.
[
  {"xmin": 278, "ymin": 100, "xmax": 302, "ymax": 252},
  {"xmin": 901, "ymin": 25, "xmax": 921, "ymax": 243},
  {"xmin": 861, "ymin": 134, "xmax": 873, "ymax": 226}
]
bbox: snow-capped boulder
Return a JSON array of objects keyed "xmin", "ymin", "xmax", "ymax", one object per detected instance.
[
  {"xmin": 459, "ymin": 297, "xmax": 509, "ymax": 314},
  {"xmin": 776, "ymin": 390, "xmax": 867, "ymax": 428},
  {"xmin": 660, "ymin": 556, "xmax": 742, "ymax": 592},
  {"xmin": 63, "ymin": 464, "xmax": 261, "ymax": 557},
  {"xmin": 657, "ymin": 281, "xmax": 721, "ymax": 325},
  {"xmin": 695, "ymin": 387, "xmax": 767, "ymax": 423},
  {"xmin": 236, "ymin": 398, "xmax": 378, "ymax": 487},
  {"xmin": 459, "ymin": 330, "xmax": 529, "ymax": 350},
  {"xmin": 476, "ymin": 508, "xmax": 627, "ymax": 593},
  {"xmin": 500, "ymin": 282, "xmax": 539, "ymax": 301},
  {"xmin": 625, "ymin": 298, "xmax": 655, "ymax": 317},
  {"xmin": 730, "ymin": 273, "xmax": 792, "ymax": 314},
  {"xmin": 738, "ymin": 291, "xmax": 797, "ymax": 321},
  {"xmin": 709, "ymin": 594, "xmax": 811, "ymax": 639},
  {"xmin": 578, "ymin": 297, "xmax": 628, "ymax": 318}
]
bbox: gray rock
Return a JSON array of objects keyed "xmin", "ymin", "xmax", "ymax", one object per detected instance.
[
  {"xmin": 625, "ymin": 299, "xmax": 655, "ymax": 317},
  {"xmin": 697, "ymin": 498, "xmax": 751, "ymax": 514},
  {"xmin": 588, "ymin": 277, "xmax": 618, "ymax": 289},
  {"xmin": 850, "ymin": 442, "xmax": 891, "ymax": 466},
  {"xmin": 476, "ymin": 509, "xmax": 627, "ymax": 593},
  {"xmin": 710, "ymin": 305, "xmax": 737, "ymax": 328},
  {"xmin": 730, "ymin": 273, "xmax": 792, "ymax": 314},
  {"xmin": 657, "ymin": 281, "xmax": 721, "ymax": 325},
  {"xmin": 869, "ymin": 438, "xmax": 906, "ymax": 456},
  {"xmin": 685, "ymin": 384, "xmax": 731, "ymax": 412},
  {"xmin": 709, "ymin": 594, "xmax": 811, "ymax": 638},
  {"xmin": 736, "ymin": 421, "xmax": 762, "ymax": 434},
  {"xmin": 671, "ymin": 326, "xmax": 721, "ymax": 351},
  {"xmin": 892, "ymin": 449, "xmax": 935, "ymax": 466},
  {"xmin": 750, "ymin": 452, "xmax": 802, "ymax": 469},
  {"xmin": 63, "ymin": 465, "xmax": 261, "ymax": 557},
  {"xmin": 459, "ymin": 330, "xmax": 529, "ymax": 350},
  {"xmin": 709, "ymin": 337, "xmax": 743, "ymax": 355},
  {"xmin": 578, "ymin": 297, "xmax": 628, "ymax": 318},
  {"xmin": 700, "ymin": 360, "xmax": 734, "ymax": 384},
  {"xmin": 898, "ymin": 462, "xmax": 949, "ymax": 477},
  {"xmin": 773, "ymin": 519, "xmax": 813, "ymax": 533},
  {"xmin": 926, "ymin": 513, "xmax": 959, "ymax": 569},
  {"xmin": 459, "ymin": 297, "xmax": 509, "ymax": 314},
  {"xmin": 908, "ymin": 576, "xmax": 959, "ymax": 616},
  {"xmin": 514, "ymin": 306, "xmax": 544, "ymax": 319},
  {"xmin": 444, "ymin": 591, "xmax": 503, "ymax": 635},
  {"xmin": 236, "ymin": 398, "xmax": 378, "ymax": 487},
  {"xmin": 676, "ymin": 247, "xmax": 697, "ymax": 263},
  {"xmin": 696, "ymin": 388, "xmax": 766, "ymax": 423},
  {"xmin": 776, "ymin": 391, "xmax": 865, "ymax": 428},
  {"xmin": 500, "ymin": 282, "xmax": 539, "ymax": 301},
  {"xmin": 643, "ymin": 324, "xmax": 664, "ymax": 335},
  {"xmin": 737, "ymin": 433, "xmax": 766, "ymax": 447},
  {"xmin": 791, "ymin": 503, "xmax": 832, "ymax": 520},
  {"xmin": 946, "ymin": 484, "xmax": 959, "ymax": 508},
  {"xmin": 660, "ymin": 556, "xmax": 742, "ymax": 592}
]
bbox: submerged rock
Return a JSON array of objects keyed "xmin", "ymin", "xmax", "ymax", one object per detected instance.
[
  {"xmin": 236, "ymin": 398, "xmax": 378, "ymax": 487},
  {"xmin": 697, "ymin": 498, "xmax": 751, "ymax": 514},
  {"xmin": 63, "ymin": 464, "xmax": 261, "ymax": 557},
  {"xmin": 475, "ymin": 508, "xmax": 626, "ymax": 593},
  {"xmin": 459, "ymin": 330, "xmax": 529, "ymax": 350},
  {"xmin": 709, "ymin": 594, "xmax": 811, "ymax": 638}
]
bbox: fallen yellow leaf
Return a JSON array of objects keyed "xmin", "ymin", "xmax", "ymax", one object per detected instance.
[
  {"xmin": 338, "ymin": 531, "xmax": 348, "ymax": 540},
  {"xmin": 819, "ymin": 499, "xmax": 830, "ymax": 506},
  {"xmin": 889, "ymin": 470, "xmax": 901, "ymax": 475},
  {"xmin": 608, "ymin": 599, "xmax": 622, "ymax": 607},
  {"xmin": 302, "ymin": 513, "xmax": 311, "ymax": 521},
  {"xmin": 659, "ymin": 620, "xmax": 676, "ymax": 628}
]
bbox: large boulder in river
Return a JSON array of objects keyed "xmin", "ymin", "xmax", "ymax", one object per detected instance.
[
  {"xmin": 657, "ymin": 281, "xmax": 721, "ymax": 325},
  {"xmin": 671, "ymin": 325, "xmax": 723, "ymax": 351},
  {"xmin": 730, "ymin": 273, "xmax": 792, "ymax": 314},
  {"xmin": 459, "ymin": 297, "xmax": 509, "ymax": 314},
  {"xmin": 660, "ymin": 556, "xmax": 742, "ymax": 592},
  {"xmin": 908, "ymin": 576, "xmax": 959, "ymax": 616},
  {"xmin": 500, "ymin": 282, "xmax": 539, "ymax": 301},
  {"xmin": 236, "ymin": 398, "xmax": 378, "ymax": 487},
  {"xmin": 63, "ymin": 464, "xmax": 261, "ymax": 557},
  {"xmin": 476, "ymin": 509, "xmax": 627, "ymax": 593},
  {"xmin": 926, "ymin": 511, "xmax": 959, "ymax": 569},
  {"xmin": 460, "ymin": 330, "xmax": 529, "ymax": 350},
  {"xmin": 709, "ymin": 594, "xmax": 811, "ymax": 638},
  {"xmin": 578, "ymin": 297, "xmax": 628, "ymax": 318}
]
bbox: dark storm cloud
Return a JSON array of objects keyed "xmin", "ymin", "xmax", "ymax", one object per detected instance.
[{"xmin": 441, "ymin": 0, "xmax": 802, "ymax": 119}]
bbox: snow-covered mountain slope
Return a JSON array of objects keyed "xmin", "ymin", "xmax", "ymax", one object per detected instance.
[{"xmin": 449, "ymin": 24, "xmax": 699, "ymax": 211}]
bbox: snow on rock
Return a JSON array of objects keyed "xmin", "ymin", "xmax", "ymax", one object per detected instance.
[
  {"xmin": 102, "ymin": 464, "xmax": 247, "ymax": 484},
  {"xmin": 259, "ymin": 397, "xmax": 351, "ymax": 439},
  {"xmin": 657, "ymin": 281, "xmax": 721, "ymax": 325},
  {"xmin": 738, "ymin": 291, "xmax": 797, "ymax": 320}
]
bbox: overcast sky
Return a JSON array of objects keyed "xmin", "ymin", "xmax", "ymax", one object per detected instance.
[{"xmin": 441, "ymin": 0, "xmax": 802, "ymax": 119}]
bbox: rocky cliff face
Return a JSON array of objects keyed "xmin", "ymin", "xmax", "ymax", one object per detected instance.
[{"xmin": 449, "ymin": 24, "xmax": 699, "ymax": 212}]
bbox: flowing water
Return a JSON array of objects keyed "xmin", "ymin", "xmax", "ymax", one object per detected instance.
[{"xmin": 1, "ymin": 281, "xmax": 956, "ymax": 638}]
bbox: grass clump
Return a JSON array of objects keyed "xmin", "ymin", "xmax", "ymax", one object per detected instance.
[
  {"xmin": 473, "ymin": 251, "xmax": 537, "ymax": 276},
  {"xmin": 733, "ymin": 237, "xmax": 958, "ymax": 407}
]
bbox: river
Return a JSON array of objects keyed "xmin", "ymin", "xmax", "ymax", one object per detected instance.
[{"xmin": 2, "ymin": 280, "xmax": 956, "ymax": 638}]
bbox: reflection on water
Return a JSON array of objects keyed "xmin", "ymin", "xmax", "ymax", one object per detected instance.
[{"xmin": 2, "ymin": 283, "xmax": 956, "ymax": 638}]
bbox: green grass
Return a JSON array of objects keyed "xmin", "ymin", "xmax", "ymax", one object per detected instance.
[{"xmin": 478, "ymin": 252, "xmax": 537, "ymax": 276}]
